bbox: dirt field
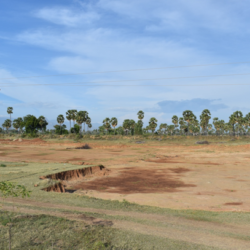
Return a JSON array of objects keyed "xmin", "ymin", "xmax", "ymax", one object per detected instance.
[
  {"xmin": 0, "ymin": 137, "xmax": 250, "ymax": 211},
  {"xmin": 1, "ymin": 137, "xmax": 250, "ymax": 249}
]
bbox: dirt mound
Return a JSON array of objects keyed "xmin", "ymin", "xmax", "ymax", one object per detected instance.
[
  {"xmin": 196, "ymin": 141, "xmax": 209, "ymax": 144},
  {"xmin": 75, "ymin": 144, "xmax": 91, "ymax": 149},
  {"xmin": 40, "ymin": 165, "xmax": 109, "ymax": 181}
]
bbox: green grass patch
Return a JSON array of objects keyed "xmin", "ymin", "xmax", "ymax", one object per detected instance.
[{"xmin": 0, "ymin": 211, "xmax": 220, "ymax": 250}]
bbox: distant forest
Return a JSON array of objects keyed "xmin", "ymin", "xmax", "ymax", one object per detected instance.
[{"xmin": 1, "ymin": 107, "xmax": 249, "ymax": 136}]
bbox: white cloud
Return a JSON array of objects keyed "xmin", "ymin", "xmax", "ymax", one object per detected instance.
[
  {"xmin": 34, "ymin": 7, "xmax": 99, "ymax": 27},
  {"xmin": 3, "ymin": 0, "xmax": 250, "ymax": 125},
  {"xmin": 97, "ymin": 0, "xmax": 249, "ymax": 33}
]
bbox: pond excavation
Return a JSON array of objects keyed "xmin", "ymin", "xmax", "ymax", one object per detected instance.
[{"xmin": 42, "ymin": 165, "xmax": 195, "ymax": 194}]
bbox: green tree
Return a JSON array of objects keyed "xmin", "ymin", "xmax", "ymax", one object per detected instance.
[
  {"xmin": 13, "ymin": 118, "xmax": 24, "ymax": 134},
  {"xmin": 110, "ymin": 117, "xmax": 118, "ymax": 135},
  {"xmin": 213, "ymin": 118, "xmax": 225, "ymax": 135},
  {"xmin": 137, "ymin": 110, "xmax": 144, "ymax": 120},
  {"xmin": 200, "ymin": 109, "xmax": 211, "ymax": 135},
  {"xmin": 172, "ymin": 115, "xmax": 179, "ymax": 128},
  {"xmin": 130, "ymin": 119, "xmax": 136, "ymax": 135},
  {"xmin": 183, "ymin": 110, "xmax": 196, "ymax": 135},
  {"xmin": 57, "ymin": 115, "xmax": 65, "ymax": 135},
  {"xmin": 123, "ymin": 119, "xmax": 131, "ymax": 135},
  {"xmin": 38, "ymin": 116, "xmax": 48, "ymax": 133},
  {"xmin": 66, "ymin": 110, "xmax": 73, "ymax": 130},
  {"xmin": 88, "ymin": 123, "xmax": 92, "ymax": 131},
  {"xmin": 76, "ymin": 112, "xmax": 84, "ymax": 133},
  {"xmin": 71, "ymin": 110, "xmax": 78, "ymax": 125},
  {"xmin": 86, "ymin": 117, "xmax": 91, "ymax": 132},
  {"xmin": 135, "ymin": 120, "xmax": 143, "ymax": 135},
  {"xmin": 12, "ymin": 121, "xmax": 19, "ymax": 133},
  {"xmin": 3, "ymin": 119, "xmax": 12, "ymax": 134},
  {"xmin": 149, "ymin": 117, "xmax": 158, "ymax": 134},
  {"xmin": 80, "ymin": 111, "xmax": 89, "ymax": 133},
  {"xmin": 7, "ymin": 107, "xmax": 13, "ymax": 128},
  {"xmin": 70, "ymin": 124, "xmax": 80, "ymax": 134},
  {"xmin": 233, "ymin": 111, "xmax": 243, "ymax": 136},
  {"xmin": 178, "ymin": 117, "xmax": 186, "ymax": 135},
  {"xmin": 103, "ymin": 118, "xmax": 111, "ymax": 134},
  {"xmin": 54, "ymin": 124, "xmax": 68, "ymax": 135},
  {"xmin": 25, "ymin": 116, "xmax": 39, "ymax": 135},
  {"xmin": 168, "ymin": 125, "xmax": 175, "ymax": 135}
]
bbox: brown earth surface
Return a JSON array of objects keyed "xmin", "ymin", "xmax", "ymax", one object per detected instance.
[{"xmin": 1, "ymin": 139, "xmax": 250, "ymax": 211}]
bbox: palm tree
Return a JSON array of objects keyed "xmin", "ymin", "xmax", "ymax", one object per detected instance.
[
  {"xmin": 122, "ymin": 119, "xmax": 131, "ymax": 135},
  {"xmin": 190, "ymin": 118, "xmax": 200, "ymax": 135},
  {"xmin": 71, "ymin": 110, "xmax": 78, "ymax": 126},
  {"xmin": 13, "ymin": 119, "xmax": 20, "ymax": 134},
  {"xmin": 213, "ymin": 118, "xmax": 225, "ymax": 136},
  {"xmin": 168, "ymin": 125, "xmax": 175, "ymax": 135},
  {"xmin": 57, "ymin": 115, "xmax": 65, "ymax": 134},
  {"xmin": 86, "ymin": 117, "xmax": 91, "ymax": 132},
  {"xmin": 159, "ymin": 123, "xmax": 167, "ymax": 134},
  {"xmin": 172, "ymin": 115, "xmax": 179, "ymax": 129},
  {"xmin": 38, "ymin": 116, "xmax": 47, "ymax": 134},
  {"xmin": 199, "ymin": 109, "xmax": 211, "ymax": 135},
  {"xmin": 183, "ymin": 110, "xmax": 196, "ymax": 135},
  {"xmin": 7, "ymin": 107, "xmax": 13, "ymax": 128},
  {"xmin": 137, "ymin": 110, "xmax": 144, "ymax": 120},
  {"xmin": 13, "ymin": 122, "xmax": 19, "ymax": 133},
  {"xmin": 130, "ymin": 119, "xmax": 136, "ymax": 135},
  {"xmin": 13, "ymin": 118, "xmax": 24, "ymax": 134},
  {"xmin": 66, "ymin": 110, "xmax": 73, "ymax": 130},
  {"xmin": 3, "ymin": 119, "xmax": 11, "ymax": 134},
  {"xmin": 103, "ymin": 118, "xmax": 111, "ymax": 134},
  {"xmin": 81, "ymin": 111, "xmax": 89, "ymax": 133},
  {"xmin": 233, "ymin": 111, "xmax": 243, "ymax": 136},
  {"xmin": 149, "ymin": 117, "xmax": 158, "ymax": 135},
  {"xmin": 88, "ymin": 123, "xmax": 92, "ymax": 131},
  {"xmin": 178, "ymin": 117, "xmax": 186, "ymax": 135},
  {"xmin": 110, "ymin": 117, "xmax": 118, "ymax": 135},
  {"xmin": 76, "ymin": 112, "xmax": 84, "ymax": 133}
]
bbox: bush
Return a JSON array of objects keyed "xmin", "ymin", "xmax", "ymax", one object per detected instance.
[
  {"xmin": 70, "ymin": 124, "xmax": 80, "ymax": 134},
  {"xmin": 75, "ymin": 134, "xmax": 83, "ymax": 140}
]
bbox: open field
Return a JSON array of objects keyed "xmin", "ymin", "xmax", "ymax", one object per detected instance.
[{"xmin": 1, "ymin": 136, "xmax": 250, "ymax": 249}]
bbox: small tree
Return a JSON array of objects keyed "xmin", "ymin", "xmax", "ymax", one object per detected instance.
[
  {"xmin": 103, "ymin": 118, "xmax": 111, "ymax": 134},
  {"xmin": 110, "ymin": 117, "xmax": 118, "ymax": 135},
  {"xmin": 149, "ymin": 117, "xmax": 158, "ymax": 136},
  {"xmin": 7, "ymin": 107, "xmax": 13, "ymax": 128},
  {"xmin": 3, "ymin": 119, "xmax": 12, "ymax": 134},
  {"xmin": 57, "ymin": 115, "xmax": 65, "ymax": 135}
]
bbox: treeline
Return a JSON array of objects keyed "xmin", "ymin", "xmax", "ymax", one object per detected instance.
[{"xmin": 1, "ymin": 107, "xmax": 250, "ymax": 136}]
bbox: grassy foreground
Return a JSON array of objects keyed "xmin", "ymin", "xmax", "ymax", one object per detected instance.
[{"xmin": 0, "ymin": 211, "xmax": 221, "ymax": 250}]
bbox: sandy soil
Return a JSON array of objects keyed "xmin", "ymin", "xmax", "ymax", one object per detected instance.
[{"xmin": 1, "ymin": 138, "xmax": 250, "ymax": 211}]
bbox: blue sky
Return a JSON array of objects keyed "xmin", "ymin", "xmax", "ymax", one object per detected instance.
[{"xmin": 1, "ymin": 0, "xmax": 250, "ymax": 128}]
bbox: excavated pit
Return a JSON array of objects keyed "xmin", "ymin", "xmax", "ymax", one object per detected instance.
[
  {"xmin": 43, "ymin": 182, "xmax": 66, "ymax": 193},
  {"xmin": 40, "ymin": 165, "xmax": 107, "ymax": 181},
  {"xmin": 41, "ymin": 165, "xmax": 109, "ymax": 193},
  {"xmin": 41, "ymin": 165, "xmax": 195, "ymax": 194}
]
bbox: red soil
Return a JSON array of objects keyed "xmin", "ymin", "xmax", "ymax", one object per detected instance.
[{"xmin": 72, "ymin": 167, "xmax": 195, "ymax": 194}]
